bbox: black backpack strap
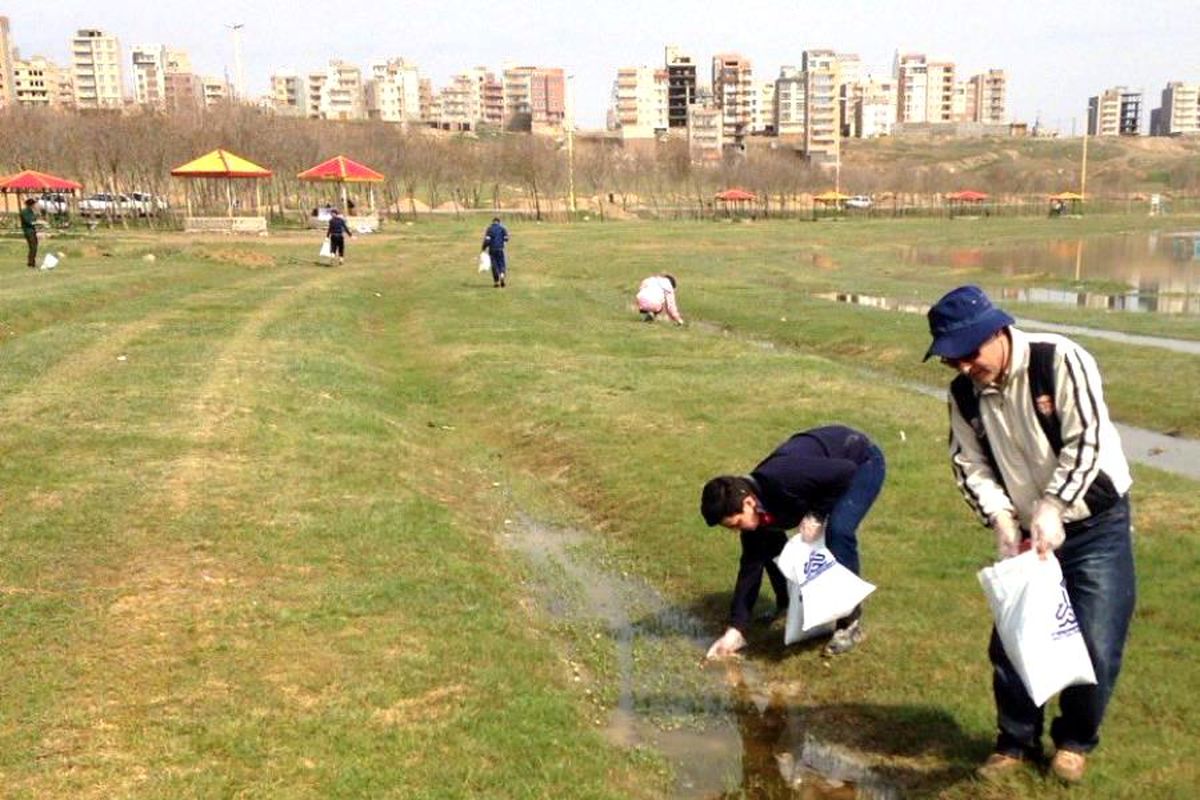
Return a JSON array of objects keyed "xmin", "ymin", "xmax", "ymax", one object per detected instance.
[
  {"xmin": 950, "ymin": 373, "xmax": 1005, "ymax": 491},
  {"xmin": 1027, "ymin": 341, "xmax": 1063, "ymax": 455}
]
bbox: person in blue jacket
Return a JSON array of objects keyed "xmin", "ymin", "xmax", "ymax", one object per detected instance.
[
  {"xmin": 481, "ymin": 217, "xmax": 510, "ymax": 287},
  {"xmin": 326, "ymin": 209, "xmax": 353, "ymax": 266},
  {"xmin": 700, "ymin": 425, "xmax": 886, "ymax": 659}
]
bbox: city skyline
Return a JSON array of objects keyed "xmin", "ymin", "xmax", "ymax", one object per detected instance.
[{"xmin": 8, "ymin": 0, "xmax": 1199, "ymax": 133}]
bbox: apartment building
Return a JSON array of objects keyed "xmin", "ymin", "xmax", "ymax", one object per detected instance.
[
  {"xmin": 306, "ymin": 61, "xmax": 366, "ymax": 120},
  {"xmin": 201, "ymin": 76, "xmax": 229, "ymax": 108},
  {"xmin": 665, "ymin": 45, "xmax": 696, "ymax": 129},
  {"xmin": 1088, "ymin": 87, "xmax": 1141, "ymax": 136},
  {"xmin": 609, "ymin": 66, "xmax": 668, "ymax": 139},
  {"xmin": 712, "ymin": 53, "xmax": 753, "ymax": 147},
  {"xmin": 687, "ymin": 102, "xmax": 723, "ymax": 163},
  {"xmin": 502, "ymin": 66, "xmax": 564, "ymax": 131},
  {"xmin": 270, "ymin": 71, "xmax": 302, "ymax": 114},
  {"xmin": 895, "ymin": 52, "xmax": 955, "ymax": 124},
  {"xmin": 802, "ymin": 50, "xmax": 840, "ymax": 163},
  {"xmin": 131, "ymin": 44, "xmax": 167, "ymax": 108},
  {"xmin": 438, "ymin": 68, "xmax": 486, "ymax": 130},
  {"xmin": 365, "ymin": 58, "xmax": 422, "ymax": 123},
  {"xmin": 969, "ymin": 69, "xmax": 1006, "ymax": 123},
  {"xmin": 164, "ymin": 71, "xmax": 203, "ymax": 113},
  {"xmin": 774, "ymin": 66, "xmax": 806, "ymax": 139},
  {"xmin": 1152, "ymin": 82, "xmax": 1200, "ymax": 136},
  {"xmin": 853, "ymin": 76, "xmax": 897, "ymax": 137},
  {"xmin": 71, "ymin": 28, "xmax": 125, "ymax": 109},
  {"xmin": 0, "ymin": 16, "xmax": 15, "ymax": 107},
  {"xmin": 13, "ymin": 56, "xmax": 74, "ymax": 108},
  {"xmin": 752, "ymin": 80, "xmax": 775, "ymax": 134}
]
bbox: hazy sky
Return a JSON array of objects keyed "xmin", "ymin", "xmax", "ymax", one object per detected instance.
[{"xmin": 13, "ymin": 0, "xmax": 1200, "ymax": 132}]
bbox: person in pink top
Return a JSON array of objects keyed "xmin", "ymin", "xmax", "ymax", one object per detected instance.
[{"xmin": 636, "ymin": 274, "xmax": 684, "ymax": 325}]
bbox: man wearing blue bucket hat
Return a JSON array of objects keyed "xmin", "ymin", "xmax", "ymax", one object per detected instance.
[{"xmin": 925, "ymin": 285, "xmax": 1135, "ymax": 784}]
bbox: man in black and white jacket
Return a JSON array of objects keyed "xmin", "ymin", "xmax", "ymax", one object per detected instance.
[{"xmin": 924, "ymin": 285, "xmax": 1135, "ymax": 784}]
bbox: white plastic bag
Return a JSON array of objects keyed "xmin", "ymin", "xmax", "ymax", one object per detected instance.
[
  {"xmin": 978, "ymin": 550, "xmax": 1096, "ymax": 707},
  {"xmin": 478, "ymin": 250, "xmax": 491, "ymax": 273},
  {"xmin": 318, "ymin": 238, "xmax": 332, "ymax": 260},
  {"xmin": 776, "ymin": 537, "xmax": 875, "ymax": 643},
  {"xmin": 40, "ymin": 253, "xmax": 59, "ymax": 270}
]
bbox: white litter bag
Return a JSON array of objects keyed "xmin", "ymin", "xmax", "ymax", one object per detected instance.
[
  {"xmin": 40, "ymin": 253, "xmax": 59, "ymax": 270},
  {"xmin": 978, "ymin": 550, "xmax": 1096, "ymax": 707},
  {"xmin": 477, "ymin": 250, "xmax": 491, "ymax": 273},
  {"xmin": 776, "ymin": 536, "xmax": 875, "ymax": 645},
  {"xmin": 318, "ymin": 238, "xmax": 332, "ymax": 260}
]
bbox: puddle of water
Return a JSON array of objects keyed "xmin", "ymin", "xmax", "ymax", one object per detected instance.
[
  {"xmin": 902, "ymin": 232, "xmax": 1200, "ymax": 314},
  {"xmin": 502, "ymin": 514, "xmax": 901, "ymax": 799}
]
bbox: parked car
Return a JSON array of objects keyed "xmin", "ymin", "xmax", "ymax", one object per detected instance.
[
  {"xmin": 128, "ymin": 191, "xmax": 169, "ymax": 216},
  {"xmin": 846, "ymin": 195, "xmax": 874, "ymax": 209},
  {"xmin": 35, "ymin": 193, "xmax": 69, "ymax": 215},
  {"xmin": 79, "ymin": 192, "xmax": 134, "ymax": 217}
]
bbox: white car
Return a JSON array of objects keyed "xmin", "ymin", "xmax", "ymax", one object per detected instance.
[
  {"xmin": 846, "ymin": 195, "xmax": 874, "ymax": 209},
  {"xmin": 79, "ymin": 192, "xmax": 134, "ymax": 217},
  {"xmin": 128, "ymin": 191, "xmax": 169, "ymax": 216},
  {"xmin": 35, "ymin": 193, "xmax": 70, "ymax": 215}
]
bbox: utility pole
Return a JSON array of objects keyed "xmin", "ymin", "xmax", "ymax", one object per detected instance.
[
  {"xmin": 1080, "ymin": 116, "xmax": 1089, "ymax": 205},
  {"xmin": 566, "ymin": 74, "xmax": 577, "ymax": 216},
  {"xmin": 227, "ymin": 23, "xmax": 245, "ymax": 101}
]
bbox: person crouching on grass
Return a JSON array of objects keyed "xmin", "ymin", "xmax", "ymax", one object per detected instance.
[
  {"xmin": 700, "ymin": 424, "xmax": 886, "ymax": 660},
  {"xmin": 326, "ymin": 208, "xmax": 352, "ymax": 266},
  {"xmin": 635, "ymin": 273, "xmax": 684, "ymax": 325}
]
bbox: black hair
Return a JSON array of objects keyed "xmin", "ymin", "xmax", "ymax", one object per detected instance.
[
  {"xmin": 700, "ymin": 475, "xmax": 755, "ymax": 526},
  {"xmin": 25, "ymin": 198, "xmax": 36, "ymax": 206},
  {"xmin": 492, "ymin": 216, "xmax": 501, "ymax": 223},
  {"xmin": 663, "ymin": 273, "xmax": 677, "ymax": 289}
]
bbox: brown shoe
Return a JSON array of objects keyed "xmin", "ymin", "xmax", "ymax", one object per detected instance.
[
  {"xmin": 1051, "ymin": 749, "xmax": 1086, "ymax": 783},
  {"xmin": 976, "ymin": 752, "xmax": 1027, "ymax": 780}
]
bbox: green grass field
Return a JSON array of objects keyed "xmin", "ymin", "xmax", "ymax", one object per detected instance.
[{"xmin": 1, "ymin": 216, "xmax": 1197, "ymax": 798}]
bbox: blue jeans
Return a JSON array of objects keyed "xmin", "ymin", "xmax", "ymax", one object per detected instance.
[
  {"xmin": 991, "ymin": 495, "xmax": 1136, "ymax": 756},
  {"xmin": 824, "ymin": 444, "xmax": 886, "ymax": 627}
]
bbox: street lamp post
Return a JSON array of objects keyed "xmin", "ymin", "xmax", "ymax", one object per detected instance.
[
  {"xmin": 566, "ymin": 74, "xmax": 577, "ymax": 217},
  {"xmin": 227, "ymin": 23, "xmax": 245, "ymax": 101}
]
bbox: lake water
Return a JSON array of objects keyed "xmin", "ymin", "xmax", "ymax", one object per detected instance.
[{"xmin": 903, "ymin": 231, "xmax": 1200, "ymax": 314}]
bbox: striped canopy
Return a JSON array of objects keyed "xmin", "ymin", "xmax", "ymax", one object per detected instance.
[
  {"xmin": 297, "ymin": 155, "xmax": 385, "ymax": 183},
  {"xmin": 171, "ymin": 149, "xmax": 272, "ymax": 178},
  {"xmin": 0, "ymin": 169, "xmax": 83, "ymax": 191}
]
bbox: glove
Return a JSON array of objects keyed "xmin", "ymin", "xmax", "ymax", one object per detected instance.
[
  {"xmin": 798, "ymin": 514, "xmax": 825, "ymax": 544},
  {"xmin": 1031, "ymin": 496, "xmax": 1067, "ymax": 556},
  {"xmin": 989, "ymin": 510, "xmax": 1020, "ymax": 559},
  {"xmin": 705, "ymin": 627, "xmax": 747, "ymax": 660}
]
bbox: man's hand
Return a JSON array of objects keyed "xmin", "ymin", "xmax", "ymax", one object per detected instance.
[
  {"xmin": 989, "ymin": 510, "xmax": 1020, "ymax": 559},
  {"xmin": 705, "ymin": 627, "xmax": 746, "ymax": 660},
  {"xmin": 1031, "ymin": 496, "xmax": 1067, "ymax": 557},
  {"xmin": 799, "ymin": 514, "xmax": 825, "ymax": 544}
]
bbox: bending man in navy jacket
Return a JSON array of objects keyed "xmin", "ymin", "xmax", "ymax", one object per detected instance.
[{"xmin": 700, "ymin": 425, "xmax": 886, "ymax": 659}]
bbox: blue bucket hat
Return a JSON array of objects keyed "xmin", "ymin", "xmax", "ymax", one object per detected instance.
[{"xmin": 923, "ymin": 285, "xmax": 1014, "ymax": 361}]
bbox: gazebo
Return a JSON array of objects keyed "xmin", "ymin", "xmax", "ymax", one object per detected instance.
[
  {"xmin": 1049, "ymin": 191, "xmax": 1084, "ymax": 217},
  {"xmin": 0, "ymin": 169, "xmax": 83, "ymax": 218},
  {"xmin": 714, "ymin": 187, "xmax": 757, "ymax": 217},
  {"xmin": 170, "ymin": 149, "xmax": 273, "ymax": 233},
  {"xmin": 297, "ymin": 155, "xmax": 385, "ymax": 231},
  {"xmin": 948, "ymin": 189, "xmax": 990, "ymax": 218},
  {"xmin": 812, "ymin": 190, "xmax": 850, "ymax": 220}
]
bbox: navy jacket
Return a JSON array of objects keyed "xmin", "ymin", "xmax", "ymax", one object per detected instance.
[
  {"xmin": 729, "ymin": 425, "xmax": 875, "ymax": 632},
  {"xmin": 482, "ymin": 222, "xmax": 509, "ymax": 252},
  {"xmin": 327, "ymin": 216, "xmax": 352, "ymax": 237}
]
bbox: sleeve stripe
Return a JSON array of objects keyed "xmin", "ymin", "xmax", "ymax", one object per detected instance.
[{"xmin": 1060, "ymin": 350, "xmax": 1103, "ymax": 503}]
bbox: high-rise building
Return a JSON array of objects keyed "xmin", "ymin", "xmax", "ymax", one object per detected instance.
[
  {"xmin": 164, "ymin": 71, "xmax": 203, "ymax": 113},
  {"xmin": 14, "ymin": 56, "xmax": 74, "ymax": 108},
  {"xmin": 802, "ymin": 50, "xmax": 840, "ymax": 163},
  {"xmin": 853, "ymin": 76, "xmax": 897, "ymax": 138},
  {"xmin": 609, "ymin": 66, "xmax": 668, "ymax": 139},
  {"xmin": 752, "ymin": 80, "xmax": 775, "ymax": 134},
  {"xmin": 71, "ymin": 28, "xmax": 125, "ymax": 108},
  {"xmin": 895, "ymin": 52, "xmax": 955, "ymax": 123},
  {"xmin": 687, "ymin": 102, "xmax": 723, "ymax": 162},
  {"xmin": 712, "ymin": 53, "xmax": 753, "ymax": 147},
  {"xmin": 305, "ymin": 61, "xmax": 365, "ymax": 120},
  {"xmin": 502, "ymin": 66, "xmax": 564, "ymax": 131},
  {"xmin": 131, "ymin": 44, "xmax": 167, "ymax": 108},
  {"xmin": 0, "ymin": 16, "xmax": 16, "ymax": 107},
  {"xmin": 269, "ymin": 70, "xmax": 302, "ymax": 115},
  {"xmin": 1088, "ymin": 87, "xmax": 1141, "ymax": 136},
  {"xmin": 774, "ymin": 66, "xmax": 806, "ymax": 139},
  {"xmin": 365, "ymin": 58, "xmax": 422, "ymax": 123},
  {"xmin": 201, "ymin": 75, "xmax": 230, "ymax": 108},
  {"xmin": 1152, "ymin": 82, "xmax": 1199, "ymax": 136},
  {"xmin": 968, "ymin": 69, "xmax": 1006, "ymax": 124},
  {"xmin": 665, "ymin": 45, "xmax": 696, "ymax": 129}
]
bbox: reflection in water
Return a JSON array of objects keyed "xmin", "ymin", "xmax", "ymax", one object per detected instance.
[
  {"xmin": 503, "ymin": 515, "xmax": 900, "ymax": 799},
  {"xmin": 902, "ymin": 231, "xmax": 1200, "ymax": 314}
]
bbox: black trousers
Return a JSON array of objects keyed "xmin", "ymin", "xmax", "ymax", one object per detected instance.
[{"xmin": 25, "ymin": 230, "xmax": 38, "ymax": 268}]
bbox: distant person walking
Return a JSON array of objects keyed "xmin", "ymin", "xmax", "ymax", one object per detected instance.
[
  {"xmin": 326, "ymin": 208, "xmax": 353, "ymax": 266},
  {"xmin": 482, "ymin": 217, "xmax": 510, "ymax": 288},
  {"xmin": 20, "ymin": 198, "xmax": 39, "ymax": 269},
  {"xmin": 635, "ymin": 274, "xmax": 684, "ymax": 325}
]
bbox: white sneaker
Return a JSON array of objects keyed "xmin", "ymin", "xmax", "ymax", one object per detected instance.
[{"xmin": 822, "ymin": 620, "xmax": 864, "ymax": 656}]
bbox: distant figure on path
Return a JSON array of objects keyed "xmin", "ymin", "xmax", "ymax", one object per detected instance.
[
  {"xmin": 20, "ymin": 198, "xmax": 39, "ymax": 269},
  {"xmin": 482, "ymin": 217, "xmax": 509, "ymax": 288},
  {"xmin": 924, "ymin": 285, "xmax": 1135, "ymax": 785},
  {"xmin": 700, "ymin": 425, "xmax": 886, "ymax": 660},
  {"xmin": 326, "ymin": 208, "xmax": 353, "ymax": 266},
  {"xmin": 635, "ymin": 273, "xmax": 684, "ymax": 325}
]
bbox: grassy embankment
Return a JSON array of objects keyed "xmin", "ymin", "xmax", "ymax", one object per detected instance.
[{"xmin": 1, "ymin": 215, "xmax": 1196, "ymax": 799}]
